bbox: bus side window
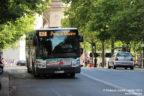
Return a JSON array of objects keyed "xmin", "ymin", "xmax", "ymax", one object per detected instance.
[{"xmin": 33, "ymin": 35, "xmax": 37, "ymax": 46}]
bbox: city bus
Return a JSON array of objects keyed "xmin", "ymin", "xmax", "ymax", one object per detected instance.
[{"xmin": 26, "ymin": 28, "xmax": 83, "ymax": 77}]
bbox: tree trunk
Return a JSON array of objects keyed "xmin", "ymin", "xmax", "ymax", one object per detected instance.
[
  {"xmin": 134, "ymin": 43, "xmax": 136, "ymax": 65},
  {"xmin": 111, "ymin": 40, "xmax": 114, "ymax": 55},
  {"xmin": 102, "ymin": 41, "xmax": 105, "ymax": 67},
  {"xmin": 84, "ymin": 41, "xmax": 87, "ymax": 67},
  {"xmin": 140, "ymin": 47, "xmax": 143, "ymax": 68},
  {"xmin": 126, "ymin": 43, "xmax": 130, "ymax": 52}
]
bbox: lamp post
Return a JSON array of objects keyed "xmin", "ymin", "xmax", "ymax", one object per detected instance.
[{"xmin": 91, "ymin": 43, "xmax": 97, "ymax": 67}]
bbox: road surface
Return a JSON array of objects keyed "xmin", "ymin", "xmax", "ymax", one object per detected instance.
[{"xmin": 4, "ymin": 66, "xmax": 144, "ymax": 96}]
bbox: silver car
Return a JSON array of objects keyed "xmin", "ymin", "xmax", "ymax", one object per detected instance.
[{"xmin": 108, "ymin": 51, "xmax": 134, "ymax": 70}]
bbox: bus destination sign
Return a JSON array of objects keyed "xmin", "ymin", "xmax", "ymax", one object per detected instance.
[
  {"xmin": 39, "ymin": 32, "xmax": 47, "ymax": 37},
  {"xmin": 50, "ymin": 31, "xmax": 76, "ymax": 36}
]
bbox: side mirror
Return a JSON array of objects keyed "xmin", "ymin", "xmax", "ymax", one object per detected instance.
[
  {"xmin": 80, "ymin": 48, "xmax": 83, "ymax": 54},
  {"xmin": 33, "ymin": 35, "xmax": 37, "ymax": 46},
  {"xmin": 79, "ymin": 35, "xmax": 83, "ymax": 42}
]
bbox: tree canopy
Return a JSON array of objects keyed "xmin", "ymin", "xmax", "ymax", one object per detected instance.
[
  {"xmin": 0, "ymin": 0, "xmax": 50, "ymax": 49},
  {"xmin": 62, "ymin": 0, "xmax": 144, "ymax": 51},
  {"xmin": 0, "ymin": 0, "xmax": 50, "ymax": 24},
  {"xmin": 0, "ymin": 15, "xmax": 35, "ymax": 49}
]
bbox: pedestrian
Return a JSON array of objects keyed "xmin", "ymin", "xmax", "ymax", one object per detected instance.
[
  {"xmin": 89, "ymin": 58, "xmax": 93, "ymax": 67},
  {"xmin": 87, "ymin": 57, "xmax": 90, "ymax": 65},
  {"xmin": 85, "ymin": 57, "xmax": 88, "ymax": 67},
  {"xmin": 1, "ymin": 58, "xmax": 6, "ymax": 67}
]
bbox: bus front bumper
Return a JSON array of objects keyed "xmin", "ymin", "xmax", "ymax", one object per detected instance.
[{"xmin": 35, "ymin": 66, "xmax": 81, "ymax": 75}]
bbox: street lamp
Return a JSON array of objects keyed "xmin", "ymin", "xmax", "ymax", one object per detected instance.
[{"xmin": 91, "ymin": 43, "xmax": 97, "ymax": 67}]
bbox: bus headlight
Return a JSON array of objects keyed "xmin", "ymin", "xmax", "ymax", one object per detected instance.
[
  {"xmin": 72, "ymin": 58, "xmax": 80, "ymax": 67},
  {"xmin": 36, "ymin": 60, "xmax": 46, "ymax": 68}
]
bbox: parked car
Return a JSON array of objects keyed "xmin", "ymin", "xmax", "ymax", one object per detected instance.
[
  {"xmin": 108, "ymin": 51, "xmax": 134, "ymax": 70},
  {"xmin": 16, "ymin": 60, "xmax": 26, "ymax": 66}
]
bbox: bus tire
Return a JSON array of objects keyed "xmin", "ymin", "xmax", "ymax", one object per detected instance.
[
  {"xmin": 0, "ymin": 67, "xmax": 3, "ymax": 74},
  {"xmin": 70, "ymin": 73, "xmax": 75, "ymax": 78},
  {"xmin": 34, "ymin": 74, "xmax": 39, "ymax": 78},
  {"xmin": 27, "ymin": 68, "xmax": 31, "ymax": 73},
  {"xmin": 34, "ymin": 71, "xmax": 39, "ymax": 78},
  {"xmin": 130, "ymin": 67, "xmax": 134, "ymax": 70},
  {"xmin": 0, "ymin": 82, "xmax": 1, "ymax": 90},
  {"xmin": 113, "ymin": 66, "xmax": 116, "ymax": 69}
]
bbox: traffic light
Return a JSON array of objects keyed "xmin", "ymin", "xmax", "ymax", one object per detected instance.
[{"xmin": 92, "ymin": 43, "xmax": 95, "ymax": 48}]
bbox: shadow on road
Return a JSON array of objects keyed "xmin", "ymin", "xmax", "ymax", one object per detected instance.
[{"xmin": 34, "ymin": 74, "xmax": 79, "ymax": 80}]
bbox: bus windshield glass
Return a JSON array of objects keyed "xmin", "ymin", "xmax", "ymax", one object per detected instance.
[{"xmin": 36, "ymin": 30, "xmax": 79, "ymax": 58}]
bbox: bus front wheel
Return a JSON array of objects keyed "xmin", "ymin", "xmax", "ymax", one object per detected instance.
[
  {"xmin": 27, "ymin": 67, "xmax": 32, "ymax": 73},
  {"xmin": 70, "ymin": 73, "xmax": 75, "ymax": 78},
  {"xmin": 34, "ymin": 71, "xmax": 39, "ymax": 78}
]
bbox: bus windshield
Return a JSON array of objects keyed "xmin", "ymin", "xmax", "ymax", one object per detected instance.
[{"xmin": 36, "ymin": 30, "xmax": 79, "ymax": 58}]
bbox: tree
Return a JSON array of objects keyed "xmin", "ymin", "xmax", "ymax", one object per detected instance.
[
  {"xmin": 109, "ymin": 0, "xmax": 144, "ymax": 44},
  {"xmin": 62, "ymin": 0, "xmax": 96, "ymax": 66},
  {"xmin": 62, "ymin": 0, "xmax": 144, "ymax": 67},
  {"xmin": 0, "ymin": 15, "xmax": 35, "ymax": 49},
  {"xmin": 0, "ymin": 0, "xmax": 50, "ymax": 49},
  {"xmin": 0, "ymin": 0, "xmax": 50, "ymax": 24}
]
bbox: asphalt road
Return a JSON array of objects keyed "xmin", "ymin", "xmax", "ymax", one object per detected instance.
[
  {"xmin": 4, "ymin": 66, "xmax": 144, "ymax": 96},
  {"xmin": 0, "ymin": 72, "xmax": 9, "ymax": 96}
]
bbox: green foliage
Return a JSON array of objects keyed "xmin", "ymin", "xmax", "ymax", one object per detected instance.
[
  {"xmin": 0, "ymin": 0, "xmax": 50, "ymax": 24},
  {"xmin": 0, "ymin": 0, "xmax": 50, "ymax": 49},
  {"xmin": 61, "ymin": 18, "xmax": 71, "ymax": 27},
  {"xmin": 62, "ymin": 0, "xmax": 144, "ymax": 52},
  {"xmin": 62, "ymin": 0, "xmax": 94, "ymax": 40},
  {"xmin": 0, "ymin": 15, "xmax": 35, "ymax": 49},
  {"xmin": 109, "ymin": 0, "xmax": 144, "ymax": 43}
]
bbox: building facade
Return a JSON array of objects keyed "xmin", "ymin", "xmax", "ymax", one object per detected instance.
[{"xmin": 43, "ymin": 0, "xmax": 66, "ymax": 27}]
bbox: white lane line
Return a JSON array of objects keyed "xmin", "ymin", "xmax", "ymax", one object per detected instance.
[
  {"xmin": 82, "ymin": 68, "xmax": 144, "ymax": 73},
  {"xmin": 81, "ymin": 72, "xmax": 143, "ymax": 96},
  {"xmin": 81, "ymin": 72, "xmax": 122, "ymax": 89}
]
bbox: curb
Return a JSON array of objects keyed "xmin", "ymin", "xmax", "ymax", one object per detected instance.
[{"xmin": 0, "ymin": 72, "xmax": 9, "ymax": 96}]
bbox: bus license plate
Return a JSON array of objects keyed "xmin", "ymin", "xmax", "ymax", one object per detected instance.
[{"xmin": 54, "ymin": 71, "xmax": 64, "ymax": 74}]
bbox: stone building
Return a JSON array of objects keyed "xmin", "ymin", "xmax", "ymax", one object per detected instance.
[{"xmin": 43, "ymin": 0, "xmax": 66, "ymax": 27}]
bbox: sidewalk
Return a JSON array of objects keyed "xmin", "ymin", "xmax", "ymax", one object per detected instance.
[{"xmin": 0, "ymin": 72, "xmax": 9, "ymax": 96}]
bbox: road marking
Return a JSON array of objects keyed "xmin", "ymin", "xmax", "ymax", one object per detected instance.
[
  {"xmin": 82, "ymin": 68, "xmax": 144, "ymax": 73},
  {"xmin": 81, "ymin": 72, "xmax": 122, "ymax": 89},
  {"xmin": 81, "ymin": 72, "xmax": 143, "ymax": 96}
]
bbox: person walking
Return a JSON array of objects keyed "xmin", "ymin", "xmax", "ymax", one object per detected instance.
[
  {"xmin": 1, "ymin": 58, "xmax": 6, "ymax": 67},
  {"xmin": 85, "ymin": 57, "xmax": 88, "ymax": 67}
]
